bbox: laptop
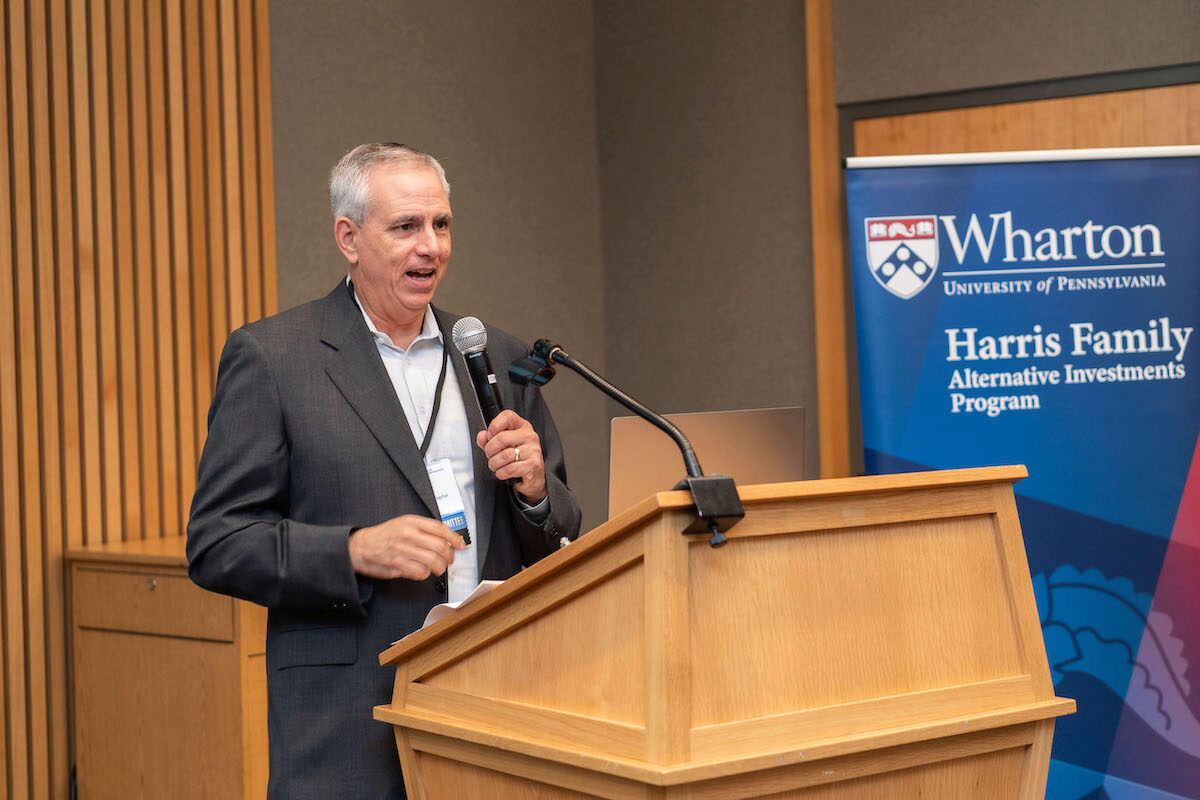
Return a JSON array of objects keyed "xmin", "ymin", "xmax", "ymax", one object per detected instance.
[{"xmin": 608, "ymin": 406, "xmax": 806, "ymax": 518}]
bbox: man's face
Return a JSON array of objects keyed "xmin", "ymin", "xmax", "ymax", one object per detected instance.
[{"xmin": 341, "ymin": 166, "xmax": 452, "ymax": 322}]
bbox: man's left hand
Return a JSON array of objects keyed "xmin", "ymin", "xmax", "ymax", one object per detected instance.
[{"xmin": 477, "ymin": 410, "xmax": 547, "ymax": 504}]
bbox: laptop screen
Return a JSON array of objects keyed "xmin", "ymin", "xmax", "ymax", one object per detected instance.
[{"xmin": 608, "ymin": 406, "xmax": 806, "ymax": 518}]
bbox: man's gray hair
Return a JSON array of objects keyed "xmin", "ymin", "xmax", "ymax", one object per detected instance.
[{"xmin": 329, "ymin": 143, "xmax": 450, "ymax": 225}]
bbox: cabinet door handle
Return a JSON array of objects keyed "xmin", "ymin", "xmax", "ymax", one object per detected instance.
[{"xmin": 147, "ymin": 578, "xmax": 158, "ymax": 591}]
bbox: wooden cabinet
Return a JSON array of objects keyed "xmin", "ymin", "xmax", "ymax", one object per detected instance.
[{"xmin": 69, "ymin": 536, "xmax": 268, "ymax": 799}]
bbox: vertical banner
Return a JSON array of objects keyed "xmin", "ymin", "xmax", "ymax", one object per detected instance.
[{"xmin": 846, "ymin": 147, "xmax": 1200, "ymax": 800}]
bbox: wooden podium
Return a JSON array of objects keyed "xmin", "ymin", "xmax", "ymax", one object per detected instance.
[{"xmin": 376, "ymin": 466, "xmax": 1074, "ymax": 799}]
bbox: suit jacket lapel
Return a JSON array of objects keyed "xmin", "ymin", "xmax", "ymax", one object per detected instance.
[
  {"xmin": 320, "ymin": 282, "xmax": 439, "ymax": 518},
  {"xmin": 435, "ymin": 307, "xmax": 496, "ymax": 572}
]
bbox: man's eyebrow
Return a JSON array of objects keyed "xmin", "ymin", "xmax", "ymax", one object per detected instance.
[{"xmin": 387, "ymin": 212, "xmax": 452, "ymax": 225}]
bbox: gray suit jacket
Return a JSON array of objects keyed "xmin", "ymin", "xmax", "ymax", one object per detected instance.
[{"xmin": 186, "ymin": 281, "xmax": 581, "ymax": 799}]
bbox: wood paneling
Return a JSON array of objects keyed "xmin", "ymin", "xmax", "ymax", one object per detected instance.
[
  {"xmin": 0, "ymin": 1, "xmax": 277, "ymax": 796},
  {"xmin": 853, "ymin": 84, "xmax": 1200, "ymax": 156},
  {"xmin": 805, "ymin": 0, "xmax": 852, "ymax": 479}
]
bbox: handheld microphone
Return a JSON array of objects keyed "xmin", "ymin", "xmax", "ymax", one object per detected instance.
[{"xmin": 451, "ymin": 317, "xmax": 505, "ymax": 424}]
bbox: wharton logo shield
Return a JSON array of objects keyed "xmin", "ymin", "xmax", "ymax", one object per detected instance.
[{"xmin": 865, "ymin": 216, "xmax": 939, "ymax": 299}]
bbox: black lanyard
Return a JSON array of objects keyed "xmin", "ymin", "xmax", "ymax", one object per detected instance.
[{"xmin": 419, "ymin": 332, "xmax": 450, "ymax": 458}]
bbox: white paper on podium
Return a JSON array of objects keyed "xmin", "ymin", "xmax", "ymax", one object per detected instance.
[{"xmin": 393, "ymin": 579, "xmax": 503, "ymax": 645}]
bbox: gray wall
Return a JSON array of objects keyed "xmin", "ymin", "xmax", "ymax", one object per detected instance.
[
  {"xmin": 269, "ymin": 1, "xmax": 1199, "ymax": 532},
  {"xmin": 593, "ymin": 0, "xmax": 817, "ymax": 474},
  {"xmin": 269, "ymin": 0, "xmax": 611, "ymax": 529},
  {"xmin": 270, "ymin": 0, "xmax": 819, "ymax": 531},
  {"xmin": 834, "ymin": 0, "xmax": 1200, "ymax": 104}
]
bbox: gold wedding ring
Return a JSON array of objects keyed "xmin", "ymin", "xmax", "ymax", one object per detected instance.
[{"xmin": 514, "ymin": 447, "xmax": 521, "ymax": 462}]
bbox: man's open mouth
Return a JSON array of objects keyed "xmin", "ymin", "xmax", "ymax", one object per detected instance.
[{"xmin": 406, "ymin": 268, "xmax": 435, "ymax": 281}]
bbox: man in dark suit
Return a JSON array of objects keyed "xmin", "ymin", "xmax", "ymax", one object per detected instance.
[{"xmin": 187, "ymin": 143, "xmax": 582, "ymax": 799}]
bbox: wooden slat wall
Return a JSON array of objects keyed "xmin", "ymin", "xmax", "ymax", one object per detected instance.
[{"xmin": 0, "ymin": 1, "xmax": 277, "ymax": 796}]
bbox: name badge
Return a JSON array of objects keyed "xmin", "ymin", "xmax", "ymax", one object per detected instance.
[{"xmin": 427, "ymin": 457, "xmax": 471, "ymax": 544}]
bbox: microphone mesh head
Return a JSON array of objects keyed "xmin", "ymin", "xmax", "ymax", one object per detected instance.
[{"xmin": 451, "ymin": 316, "xmax": 488, "ymax": 354}]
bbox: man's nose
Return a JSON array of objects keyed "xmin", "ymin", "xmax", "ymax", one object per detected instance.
[{"xmin": 414, "ymin": 224, "xmax": 438, "ymax": 254}]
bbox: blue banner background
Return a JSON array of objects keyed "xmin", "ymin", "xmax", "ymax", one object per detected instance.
[{"xmin": 847, "ymin": 153, "xmax": 1200, "ymax": 800}]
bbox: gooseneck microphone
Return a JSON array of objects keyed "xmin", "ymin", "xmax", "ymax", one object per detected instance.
[
  {"xmin": 451, "ymin": 317, "xmax": 505, "ymax": 424},
  {"xmin": 509, "ymin": 338, "xmax": 746, "ymax": 547}
]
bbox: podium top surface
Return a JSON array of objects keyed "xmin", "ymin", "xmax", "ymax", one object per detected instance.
[{"xmin": 379, "ymin": 465, "xmax": 1027, "ymax": 665}]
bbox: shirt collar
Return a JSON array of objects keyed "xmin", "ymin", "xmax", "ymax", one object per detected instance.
[{"xmin": 348, "ymin": 275, "xmax": 441, "ymax": 351}]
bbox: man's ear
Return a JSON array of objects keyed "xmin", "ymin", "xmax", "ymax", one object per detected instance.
[{"xmin": 334, "ymin": 217, "xmax": 359, "ymax": 265}]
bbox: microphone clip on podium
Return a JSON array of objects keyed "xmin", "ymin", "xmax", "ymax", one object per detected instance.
[{"xmin": 510, "ymin": 339, "xmax": 744, "ymax": 546}]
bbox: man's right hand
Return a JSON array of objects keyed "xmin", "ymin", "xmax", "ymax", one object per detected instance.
[{"xmin": 348, "ymin": 515, "xmax": 466, "ymax": 580}]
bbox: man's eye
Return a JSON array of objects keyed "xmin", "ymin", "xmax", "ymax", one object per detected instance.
[{"xmin": 435, "ymin": 220, "xmax": 449, "ymax": 230}]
